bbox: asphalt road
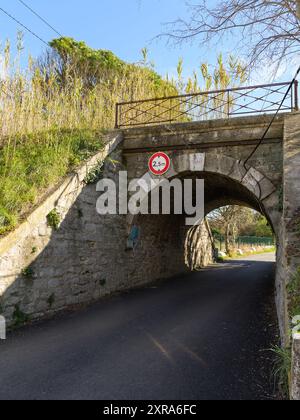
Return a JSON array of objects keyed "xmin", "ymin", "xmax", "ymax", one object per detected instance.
[{"xmin": 0, "ymin": 253, "xmax": 279, "ymax": 400}]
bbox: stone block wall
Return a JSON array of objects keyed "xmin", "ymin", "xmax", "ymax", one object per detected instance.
[
  {"xmin": 0, "ymin": 134, "xmax": 124, "ymax": 325},
  {"xmin": 123, "ymin": 118, "xmax": 285, "ymax": 340},
  {"xmin": 291, "ymin": 334, "xmax": 300, "ymax": 400},
  {"xmin": 275, "ymin": 112, "xmax": 300, "ymax": 403},
  {"xmin": 282, "ymin": 112, "xmax": 300, "ymax": 344},
  {"xmin": 0, "ymin": 134, "xmax": 214, "ymax": 327}
]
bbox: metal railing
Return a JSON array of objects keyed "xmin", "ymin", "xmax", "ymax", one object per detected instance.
[
  {"xmin": 115, "ymin": 80, "xmax": 299, "ymax": 129},
  {"xmin": 214, "ymin": 235, "xmax": 275, "ymax": 251}
]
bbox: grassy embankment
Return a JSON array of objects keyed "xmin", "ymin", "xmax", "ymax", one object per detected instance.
[
  {"xmin": 0, "ymin": 37, "xmax": 247, "ymax": 236},
  {"xmin": 0, "ymin": 38, "xmax": 177, "ymax": 235}
]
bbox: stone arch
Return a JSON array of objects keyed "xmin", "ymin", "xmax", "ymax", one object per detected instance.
[
  {"xmin": 127, "ymin": 151, "xmax": 280, "ymax": 235},
  {"xmin": 126, "ymin": 150, "xmax": 284, "ymax": 340}
]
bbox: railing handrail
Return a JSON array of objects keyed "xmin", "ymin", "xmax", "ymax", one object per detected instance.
[
  {"xmin": 115, "ymin": 80, "xmax": 298, "ymax": 129},
  {"xmin": 116, "ymin": 81, "xmax": 293, "ymax": 106}
]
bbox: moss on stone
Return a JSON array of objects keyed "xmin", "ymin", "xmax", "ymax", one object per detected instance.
[
  {"xmin": 287, "ymin": 268, "xmax": 300, "ymax": 318},
  {"xmin": 12, "ymin": 305, "xmax": 29, "ymax": 328}
]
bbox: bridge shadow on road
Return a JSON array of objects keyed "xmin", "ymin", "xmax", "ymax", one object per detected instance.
[{"xmin": 0, "ymin": 253, "xmax": 280, "ymax": 400}]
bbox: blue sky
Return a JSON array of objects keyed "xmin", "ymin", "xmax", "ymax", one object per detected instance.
[
  {"xmin": 0, "ymin": 0, "xmax": 209, "ymax": 77},
  {"xmin": 0, "ymin": 0, "xmax": 296, "ymax": 82}
]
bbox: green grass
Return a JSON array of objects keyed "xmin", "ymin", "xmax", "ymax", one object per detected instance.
[
  {"xmin": 270, "ymin": 345, "xmax": 291, "ymax": 398},
  {"xmin": 219, "ymin": 246, "xmax": 276, "ymax": 261},
  {"xmin": 0, "ymin": 129, "xmax": 104, "ymax": 235}
]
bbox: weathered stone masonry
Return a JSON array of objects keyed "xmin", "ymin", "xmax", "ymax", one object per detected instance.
[
  {"xmin": 123, "ymin": 114, "xmax": 285, "ymax": 337},
  {"xmin": 292, "ymin": 334, "xmax": 300, "ymax": 400},
  {"xmin": 0, "ymin": 134, "xmax": 199, "ymax": 327},
  {"xmin": 0, "ymin": 113, "xmax": 300, "ymax": 352}
]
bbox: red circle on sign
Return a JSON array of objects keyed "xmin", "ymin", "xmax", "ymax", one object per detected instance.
[{"xmin": 149, "ymin": 152, "xmax": 171, "ymax": 176}]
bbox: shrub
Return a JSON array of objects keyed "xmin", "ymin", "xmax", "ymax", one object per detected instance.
[{"xmin": 47, "ymin": 209, "xmax": 61, "ymax": 231}]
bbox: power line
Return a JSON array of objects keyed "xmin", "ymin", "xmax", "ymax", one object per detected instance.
[
  {"xmin": 0, "ymin": 6, "xmax": 49, "ymax": 47},
  {"xmin": 17, "ymin": 0, "xmax": 62, "ymax": 37},
  {"xmin": 244, "ymin": 65, "xmax": 300, "ymax": 167}
]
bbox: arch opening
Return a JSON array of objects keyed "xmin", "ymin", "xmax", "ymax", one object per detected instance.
[{"xmin": 128, "ymin": 168, "xmax": 277, "ymax": 274}]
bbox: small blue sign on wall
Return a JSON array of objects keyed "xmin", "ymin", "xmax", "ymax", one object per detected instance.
[{"xmin": 127, "ymin": 225, "xmax": 140, "ymax": 250}]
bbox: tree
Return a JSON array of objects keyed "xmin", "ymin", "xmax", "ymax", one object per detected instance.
[
  {"xmin": 209, "ymin": 207, "xmax": 274, "ymax": 254},
  {"xmin": 163, "ymin": 1, "xmax": 300, "ymax": 70},
  {"xmin": 37, "ymin": 37, "xmax": 176, "ymax": 97},
  {"xmin": 239, "ymin": 212, "xmax": 274, "ymax": 237},
  {"xmin": 38, "ymin": 37, "xmax": 127, "ymax": 90},
  {"xmin": 254, "ymin": 215, "xmax": 274, "ymax": 237},
  {"xmin": 208, "ymin": 206, "xmax": 254, "ymax": 254}
]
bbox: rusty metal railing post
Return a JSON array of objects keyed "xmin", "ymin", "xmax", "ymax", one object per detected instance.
[
  {"xmin": 227, "ymin": 90, "xmax": 230, "ymax": 118},
  {"xmin": 115, "ymin": 103, "xmax": 119, "ymax": 129},
  {"xmin": 294, "ymin": 80, "xmax": 299, "ymax": 111}
]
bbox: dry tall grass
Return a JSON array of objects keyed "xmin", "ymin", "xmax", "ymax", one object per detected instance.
[
  {"xmin": 0, "ymin": 44, "xmax": 177, "ymax": 137},
  {"xmin": 0, "ymin": 36, "xmax": 247, "ymax": 235},
  {"xmin": 0, "ymin": 37, "xmax": 177, "ymax": 234}
]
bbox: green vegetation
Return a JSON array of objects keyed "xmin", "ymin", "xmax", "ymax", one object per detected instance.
[
  {"xmin": 219, "ymin": 246, "xmax": 276, "ymax": 261},
  {"xmin": 0, "ymin": 36, "xmax": 177, "ymax": 235},
  {"xmin": 0, "ymin": 34, "xmax": 247, "ymax": 236},
  {"xmin": 21, "ymin": 266, "xmax": 34, "ymax": 278},
  {"xmin": 210, "ymin": 206, "xmax": 275, "ymax": 255},
  {"xmin": 277, "ymin": 186, "xmax": 284, "ymax": 213},
  {"xmin": 84, "ymin": 161, "xmax": 104, "ymax": 185},
  {"xmin": 48, "ymin": 37, "xmax": 175, "ymax": 95},
  {"xmin": 0, "ymin": 207, "xmax": 16, "ymax": 235},
  {"xmin": 252, "ymin": 216, "xmax": 274, "ymax": 238},
  {"xmin": 47, "ymin": 293, "xmax": 55, "ymax": 309},
  {"xmin": 271, "ymin": 345, "xmax": 292, "ymax": 398},
  {"xmin": 287, "ymin": 268, "xmax": 300, "ymax": 318},
  {"xmin": 0, "ymin": 129, "xmax": 103, "ymax": 235},
  {"xmin": 47, "ymin": 209, "xmax": 61, "ymax": 231},
  {"xmin": 12, "ymin": 304, "xmax": 30, "ymax": 328}
]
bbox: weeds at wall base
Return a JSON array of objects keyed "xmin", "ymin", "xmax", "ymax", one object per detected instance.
[
  {"xmin": 271, "ymin": 345, "xmax": 292, "ymax": 399},
  {"xmin": 12, "ymin": 305, "xmax": 30, "ymax": 329}
]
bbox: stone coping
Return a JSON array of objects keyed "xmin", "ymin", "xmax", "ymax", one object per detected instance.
[{"xmin": 120, "ymin": 113, "xmax": 287, "ymax": 137}]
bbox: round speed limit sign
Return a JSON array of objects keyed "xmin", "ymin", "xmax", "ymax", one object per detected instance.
[{"xmin": 149, "ymin": 152, "xmax": 171, "ymax": 176}]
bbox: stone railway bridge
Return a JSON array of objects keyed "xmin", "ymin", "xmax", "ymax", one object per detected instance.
[{"xmin": 0, "ymin": 112, "xmax": 300, "ymax": 343}]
